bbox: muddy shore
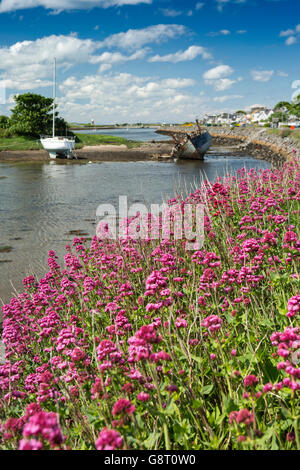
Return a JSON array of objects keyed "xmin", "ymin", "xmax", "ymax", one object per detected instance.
[{"xmin": 0, "ymin": 141, "xmax": 174, "ymax": 163}]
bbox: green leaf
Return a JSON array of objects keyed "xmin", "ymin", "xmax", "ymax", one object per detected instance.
[{"xmin": 202, "ymin": 384, "xmax": 214, "ymax": 395}]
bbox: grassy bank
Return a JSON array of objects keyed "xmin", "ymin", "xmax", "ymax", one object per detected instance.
[
  {"xmin": 0, "ymin": 135, "xmax": 42, "ymax": 151},
  {"xmin": 0, "ymin": 133, "xmax": 142, "ymax": 152},
  {"xmin": 267, "ymin": 128, "xmax": 300, "ymax": 142},
  {"xmin": 0, "ymin": 160, "xmax": 299, "ymax": 450}
]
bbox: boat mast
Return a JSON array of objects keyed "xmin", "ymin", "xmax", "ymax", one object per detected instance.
[{"xmin": 52, "ymin": 58, "xmax": 56, "ymax": 138}]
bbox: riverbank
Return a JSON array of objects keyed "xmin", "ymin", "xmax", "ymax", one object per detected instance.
[
  {"xmin": 0, "ymin": 141, "xmax": 174, "ymax": 162},
  {"xmin": 209, "ymin": 126, "xmax": 300, "ymax": 166},
  {"xmin": 0, "ymin": 133, "xmax": 144, "ymax": 153}
]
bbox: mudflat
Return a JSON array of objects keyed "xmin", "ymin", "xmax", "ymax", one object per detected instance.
[{"xmin": 0, "ymin": 142, "xmax": 174, "ymax": 163}]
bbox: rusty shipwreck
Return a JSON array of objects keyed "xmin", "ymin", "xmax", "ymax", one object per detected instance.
[{"xmin": 155, "ymin": 120, "xmax": 211, "ymax": 160}]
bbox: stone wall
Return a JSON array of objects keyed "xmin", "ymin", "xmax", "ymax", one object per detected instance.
[{"xmin": 209, "ymin": 127, "xmax": 300, "ymax": 166}]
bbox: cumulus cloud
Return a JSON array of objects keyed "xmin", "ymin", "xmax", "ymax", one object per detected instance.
[
  {"xmin": 203, "ymin": 65, "xmax": 234, "ymax": 80},
  {"xmin": 148, "ymin": 45, "xmax": 212, "ymax": 63},
  {"xmin": 159, "ymin": 8, "xmax": 182, "ymax": 17},
  {"xmin": 203, "ymin": 65, "xmax": 235, "ymax": 91},
  {"xmin": 0, "ymin": 34, "xmax": 101, "ymax": 89},
  {"xmin": 251, "ymin": 70, "xmax": 274, "ymax": 82},
  {"xmin": 279, "ymin": 24, "xmax": 300, "ymax": 45},
  {"xmin": 207, "ymin": 29, "xmax": 231, "ymax": 37},
  {"xmin": 91, "ymin": 48, "xmax": 148, "ymax": 71},
  {"xmin": 98, "ymin": 24, "xmax": 187, "ymax": 50},
  {"xmin": 0, "ymin": 0, "xmax": 151, "ymax": 14},
  {"xmin": 213, "ymin": 94, "xmax": 243, "ymax": 102},
  {"xmin": 57, "ymin": 72, "xmax": 205, "ymax": 123},
  {"xmin": 0, "ymin": 26, "xmax": 187, "ymax": 89}
]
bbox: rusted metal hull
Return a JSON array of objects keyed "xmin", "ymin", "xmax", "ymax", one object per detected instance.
[
  {"xmin": 155, "ymin": 125, "xmax": 211, "ymax": 160},
  {"xmin": 172, "ymin": 132, "xmax": 211, "ymax": 159}
]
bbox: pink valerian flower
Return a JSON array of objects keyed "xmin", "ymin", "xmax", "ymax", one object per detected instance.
[
  {"xmin": 22, "ymin": 276, "xmax": 38, "ymax": 291},
  {"xmin": 262, "ymin": 383, "xmax": 273, "ymax": 393},
  {"xmin": 22, "ymin": 411, "xmax": 64, "ymax": 447},
  {"xmin": 71, "ymin": 347, "xmax": 86, "ymax": 362},
  {"xmin": 201, "ymin": 315, "xmax": 222, "ymax": 333},
  {"xmin": 97, "ymin": 340, "xmax": 118, "ymax": 362},
  {"xmin": 242, "ymin": 238, "xmax": 260, "ymax": 253},
  {"xmin": 145, "ymin": 270, "xmax": 167, "ymax": 293},
  {"xmin": 287, "ymin": 295, "xmax": 300, "ymax": 318},
  {"xmin": 244, "ymin": 375, "xmax": 259, "ymax": 388},
  {"xmin": 112, "ymin": 398, "xmax": 135, "ymax": 416},
  {"xmin": 19, "ymin": 438, "xmax": 43, "ymax": 450},
  {"xmin": 95, "ymin": 428, "xmax": 123, "ymax": 450},
  {"xmin": 175, "ymin": 318, "xmax": 187, "ymax": 328},
  {"xmin": 134, "ymin": 325, "xmax": 161, "ymax": 345},
  {"xmin": 229, "ymin": 409, "xmax": 254, "ymax": 427},
  {"xmin": 137, "ymin": 392, "xmax": 150, "ymax": 402},
  {"xmin": 284, "ymin": 231, "xmax": 298, "ymax": 244},
  {"xmin": 149, "ymin": 350, "xmax": 171, "ymax": 363}
]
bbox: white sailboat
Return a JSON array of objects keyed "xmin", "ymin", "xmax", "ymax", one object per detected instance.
[{"xmin": 40, "ymin": 58, "xmax": 75, "ymax": 159}]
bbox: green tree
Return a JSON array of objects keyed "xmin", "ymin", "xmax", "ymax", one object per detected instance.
[
  {"xmin": 235, "ymin": 110, "xmax": 246, "ymax": 115},
  {"xmin": 290, "ymin": 93, "xmax": 300, "ymax": 118},
  {"xmin": 273, "ymin": 101, "xmax": 291, "ymax": 112},
  {"xmin": 9, "ymin": 93, "xmax": 70, "ymax": 138},
  {"xmin": 0, "ymin": 115, "xmax": 9, "ymax": 128}
]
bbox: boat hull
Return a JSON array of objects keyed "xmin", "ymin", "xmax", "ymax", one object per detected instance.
[
  {"xmin": 172, "ymin": 131, "xmax": 211, "ymax": 159},
  {"xmin": 40, "ymin": 137, "xmax": 75, "ymax": 159}
]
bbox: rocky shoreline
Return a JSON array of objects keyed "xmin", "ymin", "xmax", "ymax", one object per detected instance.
[{"xmin": 209, "ymin": 126, "xmax": 300, "ymax": 167}]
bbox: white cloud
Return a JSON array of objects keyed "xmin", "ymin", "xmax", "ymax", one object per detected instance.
[
  {"xmin": 203, "ymin": 64, "xmax": 234, "ymax": 80},
  {"xmin": 213, "ymin": 94, "xmax": 243, "ymax": 102},
  {"xmin": 203, "ymin": 65, "xmax": 235, "ymax": 91},
  {"xmin": 0, "ymin": 0, "xmax": 151, "ymax": 14},
  {"xmin": 236, "ymin": 30, "xmax": 247, "ymax": 34},
  {"xmin": 277, "ymin": 70, "xmax": 288, "ymax": 77},
  {"xmin": 0, "ymin": 34, "xmax": 101, "ymax": 89},
  {"xmin": 57, "ymin": 72, "xmax": 205, "ymax": 123},
  {"xmin": 208, "ymin": 29, "xmax": 231, "ymax": 36},
  {"xmin": 285, "ymin": 36, "xmax": 297, "ymax": 45},
  {"xmin": 279, "ymin": 24, "xmax": 300, "ymax": 45},
  {"xmin": 251, "ymin": 70, "xmax": 274, "ymax": 82},
  {"xmin": 159, "ymin": 8, "xmax": 182, "ymax": 17},
  {"xmin": 195, "ymin": 2, "xmax": 205, "ymax": 10},
  {"xmin": 99, "ymin": 24, "xmax": 187, "ymax": 50},
  {"xmin": 148, "ymin": 45, "xmax": 212, "ymax": 63},
  {"xmin": 279, "ymin": 28, "xmax": 296, "ymax": 37},
  {"xmin": 0, "ymin": 26, "xmax": 186, "ymax": 90},
  {"xmin": 210, "ymin": 78, "xmax": 236, "ymax": 91},
  {"xmin": 215, "ymin": 0, "xmax": 246, "ymax": 12},
  {"xmin": 91, "ymin": 48, "xmax": 148, "ymax": 69}
]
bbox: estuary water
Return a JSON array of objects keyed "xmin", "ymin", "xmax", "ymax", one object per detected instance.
[
  {"xmin": 0, "ymin": 129, "xmax": 271, "ymax": 304},
  {"xmin": 75, "ymin": 127, "xmax": 170, "ymax": 141}
]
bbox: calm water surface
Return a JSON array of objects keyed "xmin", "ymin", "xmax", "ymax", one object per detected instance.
[
  {"xmin": 75, "ymin": 127, "xmax": 170, "ymax": 142},
  {"xmin": 0, "ymin": 135, "xmax": 270, "ymax": 303}
]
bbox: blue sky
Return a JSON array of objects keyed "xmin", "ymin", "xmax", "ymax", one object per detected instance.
[{"xmin": 0, "ymin": 0, "xmax": 299, "ymax": 123}]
